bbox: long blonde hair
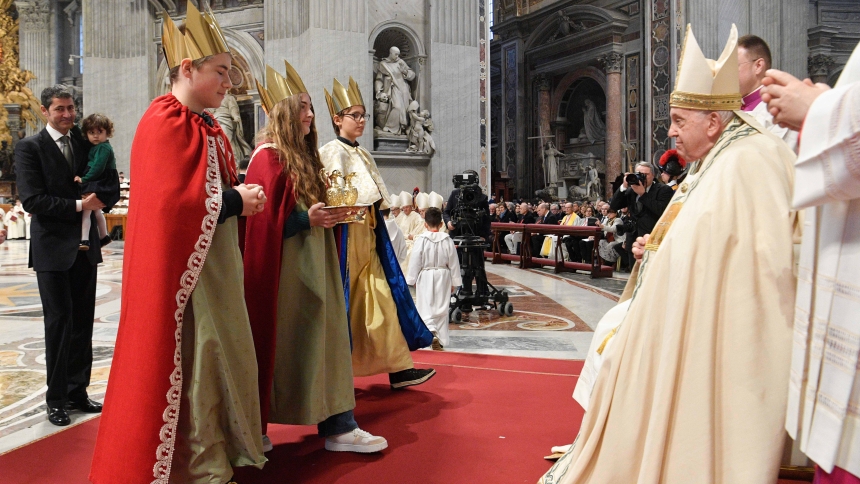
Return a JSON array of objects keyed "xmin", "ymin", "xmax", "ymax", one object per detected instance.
[{"xmin": 257, "ymin": 94, "xmax": 326, "ymax": 205}]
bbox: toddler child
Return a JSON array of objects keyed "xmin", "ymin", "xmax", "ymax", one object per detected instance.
[{"xmin": 75, "ymin": 113, "xmax": 119, "ymax": 250}]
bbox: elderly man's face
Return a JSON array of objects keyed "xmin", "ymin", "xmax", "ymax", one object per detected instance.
[
  {"xmin": 520, "ymin": 203, "xmax": 529, "ymax": 213},
  {"xmin": 635, "ymin": 164, "xmax": 655, "ymax": 188},
  {"xmin": 564, "ymin": 203, "xmax": 573, "ymax": 214},
  {"xmin": 668, "ymin": 108, "xmax": 719, "ymax": 162},
  {"xmin": 537, "ymin": 204, "xmax": 547, "ymax": 216}
]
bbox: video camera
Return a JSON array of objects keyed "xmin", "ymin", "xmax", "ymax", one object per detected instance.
[{"xmin": 451, "ymin": 171, "xmax": 487, "ymax": 240}]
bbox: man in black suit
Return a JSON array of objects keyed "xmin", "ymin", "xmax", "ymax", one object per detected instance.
[
  {"xmin": 609, "ymin": 161, "xmax": 673, "ymax": 239},
  {"xmin": 16, "ymin": 85, "xmax": 104, "ymax": 426}
]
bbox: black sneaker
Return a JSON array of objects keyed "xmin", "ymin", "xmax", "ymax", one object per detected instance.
[{"xmin": 389, "ymin": 368, "xmax": 436, "ymax": 390}]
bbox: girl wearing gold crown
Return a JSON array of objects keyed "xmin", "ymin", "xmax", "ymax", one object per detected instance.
[
  {"xmin": 242, "ymin": 62, "xmax": 389, "ymax": 456},
  {"xmin": 91, "ymin": 5, "xmax": 268, "ymax": 484},
  {"xmin": 318, "ymin": 78, "xmax": 435, "ymax": 389}
]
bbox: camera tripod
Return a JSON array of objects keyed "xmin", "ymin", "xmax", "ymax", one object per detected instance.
[{"xmin": 449, "ymin": 236, "xmax": 513, "ymax": 323}]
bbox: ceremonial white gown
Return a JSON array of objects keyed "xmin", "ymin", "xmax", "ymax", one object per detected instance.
[
  {"xmin": 541, "ymin": 115, "xmax": 798, "ymax": 484},
  {"xmin": 384, "ymin": 218, "xmax": 408, "ymax": 272},
  {"xmin": 786, "ymin": 42, "xmax": 860, "ymax": 476},
  {"xmin": 404, "ymin": 231, "xmax": 461, "ymax": 346},
  {"xmin": 4, "ymin": 207, "xmax": 25, "ymax": 239}
]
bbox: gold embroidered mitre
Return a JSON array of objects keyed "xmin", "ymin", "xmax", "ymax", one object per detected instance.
[
  {"xmin": 669, "ymin": 24, "xmax": 741, "ymax": 111},
  {"xmin": 161, "ymin": 2, "xmax": 229, "ymax": 69},
  {"xmin": 324, "ymin": 77, "xmax": 366, "ymax": 120},
  {"xmin": 256, "ymin": 60, "xmax": 309, "ymax": 115}
]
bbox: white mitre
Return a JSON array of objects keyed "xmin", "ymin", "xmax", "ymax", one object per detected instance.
[
  {"xmin": 428, "ymin": 191, "xmax": 444, "ymax": 209},
  {"xmin": 388, "ymin": 194, "xmax": 401, "ymax": 209},
  {"xmin": 670, "ymin": 23, "xmax": 742, "ymax": 111},
  {"xmin": 399, "ymin": 191, "xmax": 413, "ymax": 209},
  {"xmin": 414, "ymin": 192, "xmax": 430, "ymax": 210}
]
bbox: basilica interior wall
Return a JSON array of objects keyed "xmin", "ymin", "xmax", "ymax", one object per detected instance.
[{"xmin": 683, "ymin": 0, "xmax": 808, "ymax": 79}]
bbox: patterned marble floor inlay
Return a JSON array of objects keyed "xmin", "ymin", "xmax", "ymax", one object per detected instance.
[{"xmin": 0, "ymin": 239, "xmax": 619, "ymax": 454}]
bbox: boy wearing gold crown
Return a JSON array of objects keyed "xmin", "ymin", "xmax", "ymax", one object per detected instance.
[
  {"xmin": 319, "ymin": 77, "xmax": 435, "ymax": 389},
  {"xmin": 90, "ymin": 5, "xmax": 267, "ymax": 484},
  {"xmin": 540, "ymin": 24, "xmax": 798, "ymax": 484},
  {"xmin": 243, "ymin": 62, "xmax": 388, "ymax": 456}
]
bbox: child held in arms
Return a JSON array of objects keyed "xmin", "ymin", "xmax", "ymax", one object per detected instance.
[
  {"xmin": 75, "ymin": 113, "xmax": 119, "ymax": 250},
  {"xmin": 405, "ymin": 207, "xmax": 461, "ymax": 351}
]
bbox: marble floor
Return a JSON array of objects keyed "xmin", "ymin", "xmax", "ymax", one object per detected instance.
[{"xmin": 0, "ymin": 239, "xmax": 623, "ymax": 455}]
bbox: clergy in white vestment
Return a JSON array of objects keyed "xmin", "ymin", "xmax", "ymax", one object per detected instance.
[
  {"xmin": 4, "ymin": 201, "xmax": 26, "ymax": 240},
  {"xmin": 541, "ymin": 24, "xmax": 799, "ymax": 484},
  {"xmin": 737, "ymin": 34, "xmax": 798, "ymax": 151},
  {"xmin": 384, "ymin": 213, "xmax": 408, "ymax": 272},
  {"xmin": 762, "ymin": 40, "xmax": 860, "ymax": 484},
  {"xmin": 388, "ymin": 194, "xmax": 401, "ymax": 221},
  {"xmin": 404, "ymin": 207, "xmax": 461, "ymax": 347}
]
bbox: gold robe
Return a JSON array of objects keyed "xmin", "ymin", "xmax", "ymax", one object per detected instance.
[
  {"xmin": 319, "ymin": 139, "xmax": 413, "ymax": 376},
  {"xmin": 541, "ymin": 116, "xmax": 798, "ymax": 484}
]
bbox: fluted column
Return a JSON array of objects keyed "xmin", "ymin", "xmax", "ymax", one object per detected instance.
[
  {"xmin": 15, "ymin": 0, "xmax": 52, "ymax": 133},
  {"xmin": 600, "ymin": 52, "xmax": 623, "ymax": 199}
]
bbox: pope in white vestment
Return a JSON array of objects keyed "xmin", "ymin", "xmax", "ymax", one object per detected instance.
[
  {"xmin": 541, "ymin": 24, "xmax": 799, "ymax": 484},
  {"xmin": 767, "ymin": 41, "xmax": 860, "ymax": 481},
  {"xmin": 404, "ymin": 230, "xmax": 462, "ymax": 347}
]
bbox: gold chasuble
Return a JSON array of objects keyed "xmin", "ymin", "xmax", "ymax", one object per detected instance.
[
  {"xmin": 541, "ymin": 116, "xmax": 799, "ymax": 484},
  {"xmin": 319, "ymin": 139, "xmax": 413, "ymax": 376}
]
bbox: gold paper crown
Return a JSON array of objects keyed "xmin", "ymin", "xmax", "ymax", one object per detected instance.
[
  {"xmin": 161, "ymin": 2, "xmax": 230, "ymax": 70},
  {"xmin": 670, "ymin": 24, "xmax": 742, "ymax": 111},
  {"xmin": 324, "ymin": 77, "xmax": 366, "ymax": 120},
  {"xmin": 255, "ymin": 60, "xmax": 309, "ymax": 115}
]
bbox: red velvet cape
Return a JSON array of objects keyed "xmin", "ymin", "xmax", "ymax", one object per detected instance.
[
  {"xmin": 90, "ymin": 94, "xmax": 238, "ymax": 484},
  {"xmin": 242, "ymin": 145, "xmax": 297, "ymax": 434}
]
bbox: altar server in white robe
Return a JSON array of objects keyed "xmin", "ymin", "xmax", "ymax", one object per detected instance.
[
  {"xmin": 384, "ymin": 209, "xmax": 408, "ymax": 272},
  {"xmin": 388, "ymin": 194, "xmax": 401, "ymax": 221},
  {"xmin": 762, "ymin": 40, "xmax": 860, "ymax": 484},
  {"xmin": 541, "ymin": 24, "xmax": 799, "ymax": 484},
  {"xmin": 4, "ymin": 200, "xmax": 26, "ymax": 240},
  {"xmin": 405, "ymin": 207, "xmax": 461, "ymax": 348}
]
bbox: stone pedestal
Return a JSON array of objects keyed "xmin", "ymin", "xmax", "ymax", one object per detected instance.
[
  {"xmin": 371, "ymin": 152, "xmax": 431, "ymax": 195},
  {"xmin": 374, "ymin": 135, "xmax": 410, "ymax": 153},
  {"xmin": 600, "ymin": 52, "xmax": 623, "ymax": 200}
]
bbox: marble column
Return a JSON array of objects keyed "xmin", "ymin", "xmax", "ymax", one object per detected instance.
[
  {"xmin": 535, "ymin": 74, "xmax": 552, "ymax": 186},
  {"xmin": 600, "ymin": 52, "xmax": 623, "ymax": 200},
  {"xmin": 4, "ymin": 104, "xmax": 22, "ymax": 151},
  {"xmin": 15, "ymin": 0, "xmax": 53, "ymax": 134}
]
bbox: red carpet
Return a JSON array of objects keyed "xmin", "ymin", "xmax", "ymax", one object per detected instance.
[{"xmin": 0, "ymin": 352, "xmax": 584, "ymax": 484}]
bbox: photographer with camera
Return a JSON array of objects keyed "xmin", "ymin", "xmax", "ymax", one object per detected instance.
[
  {"xmin": 609, "ymin": 161, "xmax": 673, "ymax": 241},
  {"xmin": 443, "ymin": 170, "xmax": 490, "ymax": 239}
]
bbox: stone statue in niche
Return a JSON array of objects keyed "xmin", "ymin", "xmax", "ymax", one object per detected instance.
[
  {"xmin": 374, "ymin": 46, "xmax": 416, "ymax": 135},
  {"xmin": 582, "ymin": 98, "xmax": 606, "ymax": 144},
  {"xmin": 405, "ymin": 102, "xmax": 436, "ymax": 155},
  {"xmin": 213, "ymin": 93, "xmax": 252, "ymax": 163},
  {"xmin": 543, "ymin": 141, "xmax": 562, "ymax": 186}
]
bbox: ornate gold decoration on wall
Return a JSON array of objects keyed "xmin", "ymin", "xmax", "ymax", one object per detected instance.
[{"xmin": 0, "ymin": 0, "xmax": 45, "ymax": 145}]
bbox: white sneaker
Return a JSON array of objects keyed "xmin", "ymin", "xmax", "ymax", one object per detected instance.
[
  {"xmin": 261, "ymin": 434, "xmax": 273, "ymax": 452},
  {"xmin": 324, "ymin": 428, "xmax": 388, "ymax": 453}
]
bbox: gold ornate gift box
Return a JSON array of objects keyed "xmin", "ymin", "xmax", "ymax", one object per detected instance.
[{"xmin": 319, "ymin": 169, "xmax": 368, "ymax": 223}]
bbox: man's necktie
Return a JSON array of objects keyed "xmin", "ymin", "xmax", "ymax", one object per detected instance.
[{"xmin": 60, "ymin": 135, "xmax": 74, "ymax": 172}]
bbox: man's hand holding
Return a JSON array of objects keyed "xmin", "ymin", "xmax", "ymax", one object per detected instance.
[
  {"xmin": 761, "ymin": 69, "xmax": 830, "ymax": 131},
  {"xmin": 632, "ymin": 234, "xmax": 650, "ymax": 260},
  {"xmin": 81, "ymin": 193, "xmax": 106, "ymax": 212},
  {"xmin": 631, "ymin": 182, "xmax": 646, "ymax": 196},
  {"xmin": 237, "ymin": 184, "xmax": 267, "ymax": 216}
]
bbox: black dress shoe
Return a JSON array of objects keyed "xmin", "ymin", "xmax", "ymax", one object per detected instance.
[
  {"xmin": 65, "ymin": 398, "xmax": 103, "ymax": 413},
  {"xmin": 100, "ymin": 236, "xmax": 112, "ymax": 247},
  {"xmin": 79, "ymin": 240, "xmax": 90, "ymax": 251},
  {"xmin": 47, "ymin": 407, "xmax": 71, "ymax": 426}
]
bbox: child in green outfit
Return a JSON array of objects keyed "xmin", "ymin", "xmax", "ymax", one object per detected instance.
[{"xmin": 75, "ymin": 113, "xmax": 119, "ymax": 250}]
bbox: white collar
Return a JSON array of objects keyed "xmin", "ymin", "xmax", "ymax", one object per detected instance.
[{"xmin": 45, "ymin": 124, "xmax": 70, "ymax": 142}]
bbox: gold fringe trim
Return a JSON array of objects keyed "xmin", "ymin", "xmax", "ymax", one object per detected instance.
[
  {"xmin": 596, "ymin": 328, "xmax": 618, "ymax": 355},
  {"xmin": 670, "ymin": 90, "xmax": 742, "ymax": 110}
]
